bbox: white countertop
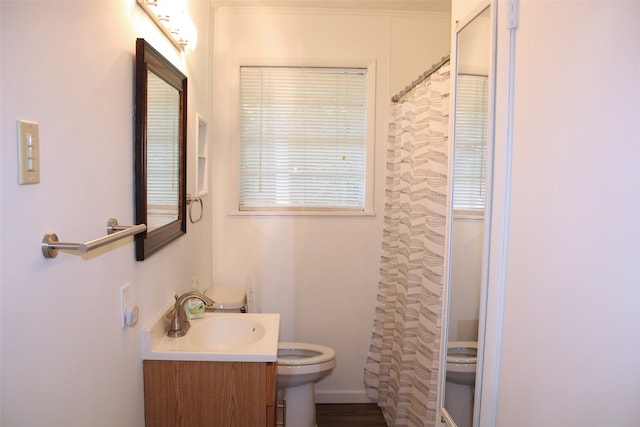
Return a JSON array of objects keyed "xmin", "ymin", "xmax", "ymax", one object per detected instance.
[{"xmin": 142, "ymin": 306, "xmax": 280, "ymax": 362}]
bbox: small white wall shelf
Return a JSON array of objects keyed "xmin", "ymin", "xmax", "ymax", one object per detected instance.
[{"xmin": 196, "ymin": 114, "xmax": 209, "ymax": 197}]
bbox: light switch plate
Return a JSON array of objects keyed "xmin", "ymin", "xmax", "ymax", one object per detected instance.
[{"xmin": 17, "ymin": 120, "xmax": 40, "ymax": 184}]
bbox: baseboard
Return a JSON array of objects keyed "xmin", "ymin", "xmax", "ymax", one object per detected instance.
[{"xmin": 314, "ymin": 390, "xmax": 377, "ymax": 404}]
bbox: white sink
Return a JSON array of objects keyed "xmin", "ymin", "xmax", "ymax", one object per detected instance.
[
  {"xmin": 189, "ymin": 316, "xmax": 266, "ymax": 350},
  {"xmin": 142, "ymin": 309, "xmax": 280, "ymax": 362}
]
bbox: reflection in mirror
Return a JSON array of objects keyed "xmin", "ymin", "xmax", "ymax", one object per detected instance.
[
  {"xmin": 147, "ymin": 70, "xmax": 180, "ymax": 231},
  {"xmin": 442, "ymin": 5, "xmax": 492, "ymax": 427},
  {"xmin": 135, "ymin": 38, "xmax": 187, "ymax": 261}
]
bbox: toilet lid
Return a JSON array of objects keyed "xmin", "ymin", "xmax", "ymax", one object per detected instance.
[{"xmin": 205, "ymin": 286, "xmax": 246, "ymax": 309}]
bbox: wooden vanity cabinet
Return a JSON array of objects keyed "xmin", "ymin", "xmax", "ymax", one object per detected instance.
[{"xmin": 143, "ymin": 360, "xmax": 277, "ymax": 427}]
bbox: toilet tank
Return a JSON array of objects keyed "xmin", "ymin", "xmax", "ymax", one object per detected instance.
[{"xmin": 205, "ymin": 286, "xmax": 247, "ymax": 312}]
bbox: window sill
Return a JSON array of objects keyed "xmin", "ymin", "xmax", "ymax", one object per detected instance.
[
  {"xmin": 227, "ymin": 209, "xmax": 376, "ymax": 218},
  {"xmin": 453, "ymin": 209, "xmax": 485, "ymax": 221}
]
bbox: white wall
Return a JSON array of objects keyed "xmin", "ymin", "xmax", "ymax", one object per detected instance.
[
  {"xmin": 212, "ymin": 6, "xmax": 450, "ymax": 402},
  {"xmin": 448, "ymin": 219, "xmax": 483, "ymax": 342},
  {"xmin": 0, "ymin": 1, "xmax": 213, "ymax": 425},
  {"xmin": 494, "ymin": 1, "xmax": 640, "ymax": 424}
]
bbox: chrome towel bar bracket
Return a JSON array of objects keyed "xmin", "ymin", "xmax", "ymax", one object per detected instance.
[{"xmin": 41, "ymin": 218, "xmax": 147, "ymax": 259}]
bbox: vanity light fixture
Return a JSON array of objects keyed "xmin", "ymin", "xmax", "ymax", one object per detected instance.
[{"xmin": 137, "ymin": 0, "xmax": 198, "ymax": 51}]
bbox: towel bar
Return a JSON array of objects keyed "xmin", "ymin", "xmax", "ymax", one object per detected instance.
[
  {"xmin": 42, "ymin": 218, "xmax": 146, "ymax": 259},
  {"xmin": 187, "ymin": 194, "xmax": 204, "ymax": 224}
]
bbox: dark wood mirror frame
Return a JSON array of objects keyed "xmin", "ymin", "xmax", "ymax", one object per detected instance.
[{"xmin": 135, "ymin": 38, "xmax": 187, "ymax": 261}]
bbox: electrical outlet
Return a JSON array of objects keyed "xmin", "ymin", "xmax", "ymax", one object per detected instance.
[{"xmin": 120, "ymin": 283, "xmax": 131, "ymax": 328}]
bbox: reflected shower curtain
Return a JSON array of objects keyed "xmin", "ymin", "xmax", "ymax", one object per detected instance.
[{"xmin": 364, "ymin": 65, "xmax": 450, "ymax": 427}]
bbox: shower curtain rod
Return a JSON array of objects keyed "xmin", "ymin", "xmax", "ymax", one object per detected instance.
[{"xmin": 391, "ymin": 54, "xmax": 450, "ymax": 103}]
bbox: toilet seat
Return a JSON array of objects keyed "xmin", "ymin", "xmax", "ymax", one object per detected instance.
[
  {"xmin": 277, "ymin": 342, "xmax": 336, "ymax": 366},
  {"xmin": 447, "ymin": 341, "xmax": 478, "ymax": 365}
]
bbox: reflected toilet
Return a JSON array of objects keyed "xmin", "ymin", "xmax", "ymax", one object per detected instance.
[
  {"xmin": 445, "ymin": 341, "xmax": 477, "ymax": 427},
  {"xmin": 446, "ymin": 341, "xmax": 477, "ymax": 385}
]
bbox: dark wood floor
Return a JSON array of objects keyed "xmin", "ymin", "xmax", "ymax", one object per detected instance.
[{"xmin": 316, "ymin": 403, "xmax": 388, "ymax": 427}]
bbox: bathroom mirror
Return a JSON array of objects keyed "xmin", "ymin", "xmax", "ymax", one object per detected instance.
[
  {"xmin": 441, "ymin": 3, "xmax": 494, "ymax": 427},
  {"xmin": 135, "ymin": 38, "xmax": 187, "ymax": 261}
]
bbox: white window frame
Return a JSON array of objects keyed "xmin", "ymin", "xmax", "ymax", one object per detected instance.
[{"xmin": 228, "ymin": 58, "xmax": 376, "ymax": 217}]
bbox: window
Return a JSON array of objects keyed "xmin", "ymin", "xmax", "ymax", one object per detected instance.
[
  {"xmin": 453, "ymin": 74, "xmax": 488, "ymax": 213},
  {"xmin": 238, "ymin": 65, "xmax": 373, "ymax": 213}
]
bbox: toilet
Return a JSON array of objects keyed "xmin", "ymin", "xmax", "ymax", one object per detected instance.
[
  {"xmin": 446, "ymin": 341, "xmax": 477, "ymax": 385},
  {"xmin": 445, "ymin": 341, "xmax": 477, "ymax": 427},
  {"xmin": 277, "ymin": 342, "xmax": 336, "ymax": 427},
  {"xmin": 206, "ymin": 286, "xmax": 337, "ymax": 427}
]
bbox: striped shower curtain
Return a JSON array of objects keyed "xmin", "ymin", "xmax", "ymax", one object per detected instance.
[{"xmin": 364, "ymin": 64, "xmax": 450, "ymax": 427}]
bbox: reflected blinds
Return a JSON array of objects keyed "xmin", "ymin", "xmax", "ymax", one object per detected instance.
[
  {"xmin": 453, "ymin": 74, "xmax": 488, "ymax": 211},
  {"xmin": 147, "ymin": 71, "xmax": 180, "ymax": 212}
]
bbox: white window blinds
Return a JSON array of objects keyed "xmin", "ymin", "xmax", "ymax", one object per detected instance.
[
  {"xmin": 453, "ymin": 74, "xmax": 488, "ymax": 211},
  {"xmin": 147, "ymin": 71, "xmax": 180, "ymax": 215},
  {"xmin": 238, "ymin": 66, "xmax": 368, "ymax": 211}
]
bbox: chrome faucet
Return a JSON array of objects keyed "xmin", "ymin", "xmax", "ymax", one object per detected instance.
[{"xmin": 167, "ymin": 291, "xmax": 215, "ymax": 338}]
